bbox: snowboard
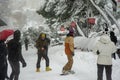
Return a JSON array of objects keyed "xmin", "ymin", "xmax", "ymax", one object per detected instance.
[{"xmin": 60, "ymin": 70, "xmax": 75, "ymax": 76}]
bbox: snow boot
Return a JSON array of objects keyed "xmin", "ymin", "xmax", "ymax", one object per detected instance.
[
  {"xmin": 62, "ymin": 70, "xmax": 69, "ymax": 75},
  {"xmin": 46, "ymin": 67, "xmax": 52, "ymax": 71},
  {"xmin": 62, "ymin": 70, "xmax": 69, "ymax": 74},
  {"xmin": 68, "ymin": 70, "xmax": 75, "ymax": 74},
  {"xmin": 36, "ymin": 68, "xmax": 40, "ymax": 72},
  {"xmin": 61, "ymin": 70, "xmax": 75, "ymax": 75}
]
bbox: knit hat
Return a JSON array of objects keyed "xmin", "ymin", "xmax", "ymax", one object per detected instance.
[
  {"xmin": 14, "ymin": 30, "xmax": 21, "ymax": 40},
  {"xmin": 41, "ymin": 33, "xmax": 46, "ymax": 38}
]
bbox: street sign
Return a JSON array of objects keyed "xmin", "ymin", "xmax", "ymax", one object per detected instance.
[{"xmin": 87, "ymin": 18, "xmax": 95, "ymax": 25}]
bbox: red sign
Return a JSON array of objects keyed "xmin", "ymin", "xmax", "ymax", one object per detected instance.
[
  {"xmin": 70, "ymin": 21, "xmax": 76, "ymax": 28},
  {"xmin": 87, "ymin": 18, "xmax": 95, "ymax": 25}
]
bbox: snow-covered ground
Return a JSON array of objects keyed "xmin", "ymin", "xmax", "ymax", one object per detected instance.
[{"xmin": 7, "ymin": 43, "xmax": 120, "ymax": 80}]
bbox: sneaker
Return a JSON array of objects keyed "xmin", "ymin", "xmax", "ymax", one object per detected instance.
[
  {"xmin": 36, "ymin": 68, "xmax": 40, "ymax": 72},
  {"xmin": 46, "ymin": 67, "xmax": 52, "ymax": 71}
]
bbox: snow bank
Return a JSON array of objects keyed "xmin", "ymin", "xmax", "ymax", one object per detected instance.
[{"xmin": 74, "ymin": 36, "xmax": 100, "ymax": 51}]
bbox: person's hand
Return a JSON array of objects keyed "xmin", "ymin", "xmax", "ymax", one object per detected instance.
[
  {"xmin": 22, "ymin": 62, "xmax": 27, "ymax": 68},
  {"xmin": 72, "ymin": 52, "xmax": 74, "ymax": 56},
  {"xmin": 41, "ymin": 47, "xmax": 45, "ymax": 51},
  {"xmin": 96, "ymin": 50, "xmax": 100, "ymax": 55}
]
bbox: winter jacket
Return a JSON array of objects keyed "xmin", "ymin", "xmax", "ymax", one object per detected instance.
[
  {"xmin": 7, "ymin": 30, "xmax": 26, "ymax": 64},
  {"xmin": 0, "ymin": 40, "xmax": 7, "ymax": 76},
  {"xmin": 35, "ymin": 33, "xmax": 49, "ymax": 52},
  {"xmin": 93, "ymin": 34, "xmax": 116, "ymax": 65},
  {"xmin": 7, "ymin": 39, "xmax": 21, "ymax": 61},
  {"xmin": 64, "ymin": 35, "xmax": 74, "ymax": 55}
]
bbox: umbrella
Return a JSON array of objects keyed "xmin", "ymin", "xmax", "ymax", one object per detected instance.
[
  {"xmin": 0, "ymin": 29, "xmax": 14, "ymax": 41},
  {"xmin": 0, "ymin": 19, "xmax": 7, "ymax": 26}
]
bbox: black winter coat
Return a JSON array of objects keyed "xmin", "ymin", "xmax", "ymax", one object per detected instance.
[
  {"xmin": 0, "ymin": 41, "xmax": 7, "ymax": 77},
  {"xmin": 7, "ymin": 39, "xmax": 25, "ymax": 63}
]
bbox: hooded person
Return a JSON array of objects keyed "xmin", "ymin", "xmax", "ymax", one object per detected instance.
[
  {"xmin": 110, "ymin": 31, "xmax": 117, "ymax": 45},
  {"xmin": 62, "ymin": 30, "xmax": 75, "ymax": 75},
  {"xmin": 93, "ymin": 30, "xmax": 116, "ymax": 80},
  {"xmin": 24, "ymin": 37, "xmax": 29, "ymax": 51},
  {"xmin": 110, "ymin": 31, "xmax": 117, "ymax": 59},
  {"xmin": 7, "ymin": 30, "xmax": 26, "ymax": 80},
  {"xmin": 35, "ymin": 33, "xmax": 52, "ymax": 72}
]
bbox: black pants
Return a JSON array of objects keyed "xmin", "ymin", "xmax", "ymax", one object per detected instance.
[
  {"xmin": 9, "ymin": 61, "xmax": 20, "ymax": 80},
  {"xmin": 97, "ymin": 64, "xmax": 112, "ymax": 80},
  {"xmin": 5, "ymin": 59, "xmax": 9, "ymax": 78},
  {"xmin": 36, "ymin": 51, "xmax": 49, "ymax": 68},
  {"xmin": 25, "ymin": 44, "xmax": 28, "ymax": 51},
  {"xmin": 0, "ymin": 61, "xmax": 6, "ymax": 80},
  {"xmin": 0, "ymin": 75, "xmax": 5, "ymax": 80},
  {"xmin": 0, "ymin": 70, "xmax": 5, "ymax": 80}
]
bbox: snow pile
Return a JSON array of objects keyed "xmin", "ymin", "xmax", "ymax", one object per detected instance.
[{"xmin": 74, "ymin": 36, "xmax": 100, "ymax": 51}]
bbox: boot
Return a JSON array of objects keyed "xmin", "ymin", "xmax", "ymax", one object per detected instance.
[
  {"xmin": 46, "ymin": 67, "xmax": 52, "ymax": 71},
  {"xmin": 36, "ymin": 68, "xmax": 40, "ymax": 72},
  {"xmin": 62, "ymin": 70, "xmax": 69, "ymax": 75}
]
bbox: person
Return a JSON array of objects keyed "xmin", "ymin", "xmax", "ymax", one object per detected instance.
[
  {"xmin": 62, "ymin": 30, "xmax": 74, "ymax": 74},
  {"xmin": 35, "ymin": 33, "xmax": 52, "ymax": 72},
  {"xmin": 7, "ymin": 30, "xmax": 27, "ymax": 80},
  {"xmin": 93, "ymin": 29, "xmax": 116, "ymax": 80},
  {"xmin": 24, "ymin": 37, "xmax": 29, "ymax": 51},
  {"xmin": 110, "ymin": 31, "xmax": 117, "ymax": 59},
  {"xmin": 0, "ymin": 40, "xmax": 8, "ymax": 80}
]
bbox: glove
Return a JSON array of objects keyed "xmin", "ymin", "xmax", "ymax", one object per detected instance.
[
  {"xmin": 22, "ymin": 62, "xmax": 27, "ymax": 68},
  {"xmin": 72, "ymin": 52, "xmax": 74, "ymax": 56},
  {"xmin": 96, "ymin": 50, "xmax": 100, "ymax": 55},
  {"xmin": 41, "ymin": 47, "xmax": 45, "ymax": 51}
]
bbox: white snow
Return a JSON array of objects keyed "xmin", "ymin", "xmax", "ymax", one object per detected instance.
[{"xmin": 7, "ymin": 41, "xmax": 120, "ymax": 80}]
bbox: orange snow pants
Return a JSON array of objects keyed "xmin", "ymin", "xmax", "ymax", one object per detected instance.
[{"xmin": 63, "ymin": 54, "xmax": 73, "ymax": 71}]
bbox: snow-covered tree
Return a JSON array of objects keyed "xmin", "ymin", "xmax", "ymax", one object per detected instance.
[{"xmin": 37, "ymin": 0, "xmax": 120, "ymax": 37}]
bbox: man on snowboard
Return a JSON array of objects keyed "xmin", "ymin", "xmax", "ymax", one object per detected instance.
[{"xmin": 62, "ymin": 30, "xmax": 75, "ymax": 75}]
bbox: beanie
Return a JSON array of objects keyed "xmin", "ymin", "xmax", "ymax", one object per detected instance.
[{"xmin": 41, "ymin": 33, "xmax": 45, "ymax": 38}]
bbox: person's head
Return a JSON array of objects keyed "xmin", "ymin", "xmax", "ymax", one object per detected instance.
[
  {"xmin": 14, "ymin": 30, "xmax": 21, "ymax": 41},
  {"xmin": 110, "ymin": 31, "xmax": 115, "ymax": 36},
  {"xmin": 40, "ymin": 33, "xmax": 46, "ymax": 40}
]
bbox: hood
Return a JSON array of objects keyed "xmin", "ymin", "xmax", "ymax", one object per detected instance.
[
  {"xmin": 99, "ymin": 35, "xmax": 111, "ymax": 44},
  {"xmin": 14, "ymin": 30, "xmax": 21, "ymax": 41}
]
